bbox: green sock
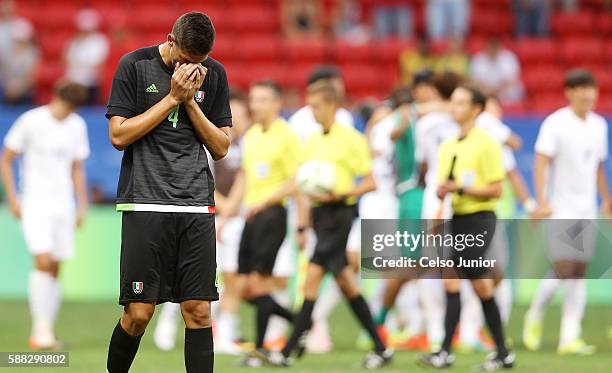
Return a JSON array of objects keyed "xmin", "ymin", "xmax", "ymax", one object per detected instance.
[{"xmin": 374, "ymin": 307, "xmax": 389, "ymax": 326}]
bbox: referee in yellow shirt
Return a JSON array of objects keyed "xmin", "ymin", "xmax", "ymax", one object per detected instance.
[
  {"xmin": 419, "ymin": 85, "xmax": 514, "ymax": 371},
  {"xmin": 266, "ymin": 81, "xmax": 393, "ymax": 369},
  {"xmin": 224, "ymin": 80, "xmax": 301, "ymax": 356}
]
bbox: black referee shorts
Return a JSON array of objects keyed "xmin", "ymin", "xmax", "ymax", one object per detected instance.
[
  {"xmin": 311, "ymin": 203, "xmax": 358, "ymax": 276},
  {"xmin": 119, "ymin": 211, "xmax": 218, "ymax": 305},
  {"xmin": 238, "ymin": 205, "xmax": 287, "ymax": 275},
  {"xmin": 450, "ymin": 210, "xmax": 497, "ymax": 279}
]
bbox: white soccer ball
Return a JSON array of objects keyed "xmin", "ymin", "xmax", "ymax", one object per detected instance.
[{"xmin": 296, "ymin": 160, "xmax": 336, "ymax": 197}]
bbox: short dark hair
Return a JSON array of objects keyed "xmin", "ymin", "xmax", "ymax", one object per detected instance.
[
  {"xmin": 432, "ymin": 71, "xmax": 464, "ymax": 100},
  {"xmin": 389, "ymin": 85, "xmax": 412, "ymax": 109},
  {"xmin": 172, "ymin": 12, "xmax": 215, "ymax": 56},
  {"xmin": 54, "ymin": 80, "xmax": 87, "ymax": 107},
  {"xmin": 457, "ymin": 84, "xmax": 486, "ymax": 113},
  {"xmin": 412, "ymin": 69, "xmax": 434, "ymax": 87},
  {"xmin": 307, "ymin": 80, "xmax": 340, "ymax": 104},
  {"xmin": 564, "ymin": 68, "xmax": 597, "ymax": 88},
  {"xmin": 251, "ymin": 79, "xmax": 283, "ymax": 98},
  {"xmin": 229, "ymin": 87, "xmax": 247, "ymax": 103},
  {"xmin": 307, "ymin": 65, "xmax": 342, "ymax": 86}
]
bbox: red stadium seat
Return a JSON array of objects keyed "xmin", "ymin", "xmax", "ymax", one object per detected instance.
[
  {"xmin": 596, "ymin": 13, "xmax": 612, "ymax": 35},
  {"xmin": 342, "ymin": 64, "xmax": 391, "ymax": 93},
  {"xmin": 531, "ymin": 94, "xmax": 567, "ymax": 113},
  {"xmin": 523, "ymin": 66, "xmax": 565, "ymax": 95},
  {"xmin": 228, "ymin": 6, "xmax": 279, "ymax": 33},
  {"xmin": 591, "ymin": 67, "xmax": 612, "ymax": 94},
  {"xmin": 332, "ymin": 41, "xmax": 373, "ymax": 63},
  {"xmin": 371, "ymin": 38, "xmax": 414, "ymax": 63},
  {"xmin": 603, "ymin": 39, "xmax": 612, "ymax": 61},
  {"xmin": 233, "ymin": 36, "xmax": 280, "ymax": 62},
  {"xmin": 513, "ymin": 38, "xmax": 558, "ymax": 65},
  {"xmin": 130, "ymin": 6, "xmax": 181, "ymax": 34},
  {"xmin": 559, "ymin": 37, "xmax": 603, "ymax": 65},
  {"xmin": 470, "ymin": 9, "xmax": 513, "ymax": 37},
  {"xmin": 38, "ymin": 32, "xmax": 72, "ymax": 59},
  {"xmin": 282, "ymin": 39, "xmax": 329, "ymax": 63},
  {"xmin": 551, "ymin": 11, "xmax": 594, "ymax": 36},
  {"xmin": 243, "ymin": 64, "xmax": 288, "ymax": 87}
]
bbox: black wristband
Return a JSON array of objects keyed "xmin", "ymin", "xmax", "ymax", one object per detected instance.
[
  {"xmin": 457, "ymin": 187, "xmax": 464, "ymax": 196},
  {"xmin": 297, "ymin": 226, "xmax": 307, "ymax": 233}
]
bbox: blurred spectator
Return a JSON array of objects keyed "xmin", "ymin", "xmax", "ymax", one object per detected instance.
[
  {"xmin": 281, "ymin": 0, "xmax": 323, "ymax": 39},
  {"xmin": 64, "ymin": 9, "xmax": 109, "ymax": 104},
  {"xmin": 333, "ymin": 0, "xmax": 370, "ymax": 43},
  {"xmin": 470, "ymin": 37, "xmax": 524, "ymax": 104},
  {"xmin": 372, "ymin": 1, "xmax": 413, "ymax": 39},
  {"xmin": 399, "ymin": 39, "xmax": 438, "ymax": 85},
  {"xmin": 435, "ymin": 37, "xmax": 469, "ymax": 77},
  {"xmin": 0, "ymin": 0, "xmax": 19, "ymax": 59},
  {"xmin": 0, "ymin": 18, "xmax": 39, "ymax": 105},
  {"xmin": 426, "ymin": 0, "xmax": 470, "ymax": 41},
  {"xmin": 513, "ymin": 0, "xmax": 551, "ymax": 36},
  {"xmin": 557, "ymin": 0, "xmax": 578, "ymax": 10}
]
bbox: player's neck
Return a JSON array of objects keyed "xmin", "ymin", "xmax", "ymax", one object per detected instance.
[
  {"xmin": 458, "ymin": 120, "xmax": 475, "ymax": 138},
  {"xmin": 569, "ymin": 105, "xmax": 589, "ymax": 120},
  {"xmin": 158, "ymin": 42, "xmax": 172, "ymax": 67},
  {"xmin": 260, "ymin": 116, "xmax": 277, "ymax": 130},
  {"xmin": 48, "ymin": 100, "xmax": 71, "ymax": 121}
]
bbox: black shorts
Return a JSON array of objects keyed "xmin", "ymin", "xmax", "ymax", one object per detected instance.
[
  {"xmin": 450, "ymin": 211, "xmax": 497, "ymax": 279},
  {"xmin": 119, "ymin": 211, "xmax": 218, "ymax": 305},
  {"xmin": 311, "ymin": 203, "xmax": 357, "ymax": 275},
  {"xmin": 238, "ymin": 205, "xmax": 287, "ymax": 275}
]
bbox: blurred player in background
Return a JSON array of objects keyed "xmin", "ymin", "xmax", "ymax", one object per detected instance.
[
  {"xmin": 1, "ymin": 80, "xmax": 89, "ymax": 350},
  {"xmin": 419, "ymin": 85, "xmax": 514, "ymax": 370},
  {"xmin": 220, "ymin": 80, "xmax": 301, "ymax": 364},
  {"xmin": 267, "ymin": 81, "xmax": 393, "ymax": 369},
  {"xmin": 153, "ymin": 89, "xmax": 251, "ymax": 355},
  {"xmin": 288, "ymin": 65, "xmax": 356, "ymax": 353},
  {"xmin": 523, "ymin": 69, "xmax": 610, "ymax": 355},
  {"xmin": 105, "ymin": 12, "xmax": 231, "ymax": 373}
]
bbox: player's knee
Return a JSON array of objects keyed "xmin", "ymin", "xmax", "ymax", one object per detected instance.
[
  {"xmin": 124, "ymin": 304, "xmax": 154, "ymax": 333},
  {"xmin": 472, "ymin": 280, "xmax": 494, "ymax": 299},
  {"xmin": 34, "ymin": 254, "xmax": 56, "ymax": 274},
  {"xmin": 182, "ymin": 301, "xmax": 212, "ymax": 327}
]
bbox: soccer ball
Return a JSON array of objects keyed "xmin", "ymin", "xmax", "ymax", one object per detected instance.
[{"xmin": 296, "ymin": 160, "xmax": 336, "ymax": 197}]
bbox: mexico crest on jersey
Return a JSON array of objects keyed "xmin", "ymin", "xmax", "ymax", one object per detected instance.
[
  {"xmin": 195, "ymin": 90, "xmax": 205, "ymax": 103},
  {"xmin": 132, "ymin": 282, "xmax": 143, "ymax": 294}
]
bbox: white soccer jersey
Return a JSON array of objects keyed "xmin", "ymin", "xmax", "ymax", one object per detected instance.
[
  {"xmin": 369, "ymin": 113, "xmax": 397, "ymax": 194},
  {"xmin": 3, "ymin": 105, "xmax": 90, "ymax": 207},
  {"xmin": 535, "ymin": 107, "xmax": 609, "ymax": 218},
  {"xmin": 288, "ymin": 105, "xmax": 354, "ymax": 142},
  {"xmin": 477, "ymin": 111, "xmax": 517, "ymax": 172},
  {"xmin": 415, "ymin": 111, "xmax": 459, "ymax": 189}
]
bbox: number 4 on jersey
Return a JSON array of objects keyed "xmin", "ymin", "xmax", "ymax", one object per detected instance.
[{"xmin": 167, "ymin": 106, "xmax": 179, "ymax": 128}]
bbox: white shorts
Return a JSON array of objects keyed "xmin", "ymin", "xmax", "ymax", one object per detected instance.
[
  {"xmin": 21, "ymin": 201, "xmax": 76, "ymax": 261},
  {"xmin": 216, "ymin": 216, "xmax": 296, "ymax": 277},
  {"xmin": 347, "ymin": 192, "xmax": 399, "ymax": 253},
  {"xmin": 347, "ymin": 218, "xmax": 361, "ymax": 253},
  {"xmin": 486, "ymin": 220, "xmax": 509, "ymax": 270}
]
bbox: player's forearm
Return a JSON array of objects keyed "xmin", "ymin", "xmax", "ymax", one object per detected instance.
[
  {"xmin": 505, "ymin": 133, "xmax": 523, "ymax": 150},
  {"xmin": 0, "ymin": 150, "xmax": 18, "ymax": 205},
  {"xmin": 184, "ymin": 100, "xmax": 230, "ymax": 160},
  {"xmin": 72, "ymin": 163, "xmax": 88, "ymax": 212},
  {"xmin": 533, "ymin": 153, "xmax": 550, "ymax": 205},
  {"xmin": 506, "ymin": 169, "xmax": 531, "ymax": 203},
  {"xmin": 262, "ymin": 179, "xmax": 298, "ymax": 209},
  {"xmin": 348, "ymin": 173, "xmax": 376, "ymax": 198},
  {"xmin": 109, "ymin": 95, "xmax": 179, "ymax": 150},
  {"xmin": 220, "ymin": 171, "xmax": 245, "ymax": 218},
  {"xmin": 463, "ymin": 182, "xmax": 503, "ymax": 199},
  {"xmin": 597, "ymin": 163, "xmax": 610, "ymax": 205}
]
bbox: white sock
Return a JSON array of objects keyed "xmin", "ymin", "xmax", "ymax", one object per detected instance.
[
  {"xmin": 216, "ymin": 311, "xmax": 239, "ymax": 344},
  {"xmin": 265, "ymin": 289, "xmax": 291, "ymax": 342},
  {"xmin": 29, "ymin": 270, "xmax": 60, "ymax": 342},
  {"xmin": 312, "ymin": 279, "xmax": 341, "ymax": 324},
  {"xmin": 158, "ymin": 302, "xmax": 180, "ymax": 324},
  {"xmin": 418, "ymin": 278, "xmax": 445, "ymax": 346},
  {"xmin": 397, "ymin": 281, "xmax": 424, "ymax": 335},
  {"xmin": 495, "ymin": 279, "xmax": 513, "ymax": 325},
  {"xmin": 527, "ymin": 275, "xmax": 561, "ymax": 321},
  {"xmin": 459, "ymin": 280, "xmax": 483, "ymax": 345},
  {"xmin": 559, "ymin": 279, "xmax": 586, "ymax": 347}
]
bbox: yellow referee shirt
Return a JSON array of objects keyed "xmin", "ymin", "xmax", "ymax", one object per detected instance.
[
  {"xmin": 304, "ymin": 123, "xmax": 372, "ymax": 205},
  {"xmin": 437, "ymin": 126, "xmax": 505, "ymax": 215},
  {"xmin": 242, "ymin": 118, "xmax": 302, "ymax": 208}
]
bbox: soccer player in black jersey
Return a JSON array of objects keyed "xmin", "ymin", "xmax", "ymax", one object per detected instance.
[{"xmin": 105, "ymin": 12, "xmax": 231, "ymax": 373}]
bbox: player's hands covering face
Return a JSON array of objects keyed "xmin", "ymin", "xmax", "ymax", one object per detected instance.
[{"xmin": 170, "ymin": 63, "xmax": 206, "ymax": 103}]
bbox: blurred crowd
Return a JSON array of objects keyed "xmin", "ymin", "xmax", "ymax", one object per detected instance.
[{"xmin": 0, "ymin": 0, "xmax": 610, "ymax": 107}]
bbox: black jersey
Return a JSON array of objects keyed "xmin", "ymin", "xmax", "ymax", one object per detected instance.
[{"xmin": 106, "ymin": 45, "xmax": 232, "ymax": 208}]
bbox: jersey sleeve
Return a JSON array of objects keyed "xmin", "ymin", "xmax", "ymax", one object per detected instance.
[
  {"xmin": 74, "ymin": 118, "xmax": 91, "ymax": 161},
  {"xmin": 600, "ymin": 119, "xmax": 609, "ymax": 162},
  {"xmin": 349, "ymin": 131, "xmax": 372, "ymax": 177},
  {"xmin": 437, "ymin": 141, "xmax": 451, "ymax": 184},
  {"xmin": 480, "ymin": 140, "xmax": 505, "ymax": 184},
  {"xmin": 3, "ymin": 113, "xmax": 29, "ymax": 153},
  {"xmin": 207, "ymin": 66, "xmax": 232, "ymax": 127},
  {"xmin": 106, "ymin": 54, "xmax": 138, "ymax": 119},
  {"xmin": 534, "ymin": 116, "xmax": 557, "ymax": 157}
]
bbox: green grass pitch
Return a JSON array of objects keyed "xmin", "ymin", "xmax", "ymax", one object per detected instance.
[{"xmin": 1, "ymin": 301, "xmax": 612, "ymax": 372}]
